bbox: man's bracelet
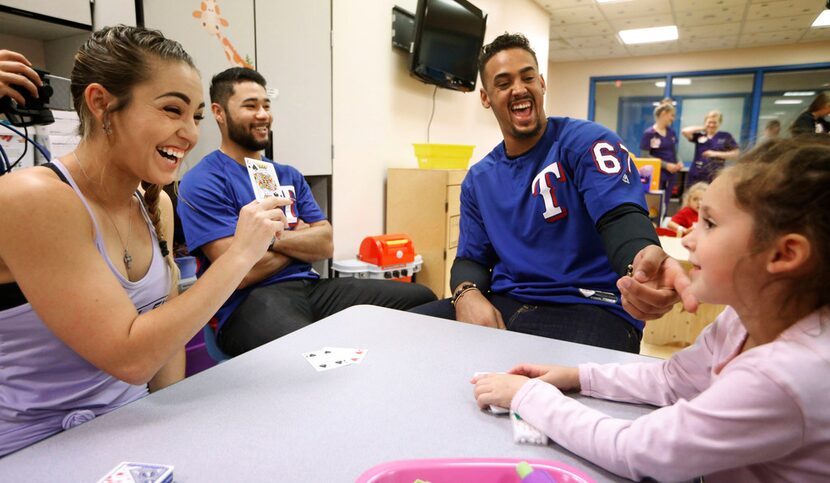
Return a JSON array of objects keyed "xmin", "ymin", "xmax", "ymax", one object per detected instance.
[{"xmin": 451, "ymin": 282, "xmax": 479, "ymax": 306}]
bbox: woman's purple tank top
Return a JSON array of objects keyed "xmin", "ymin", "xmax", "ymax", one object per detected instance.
[{"xmin": 0, "ymin": 160, "xmax": 170, "ymax": 457}]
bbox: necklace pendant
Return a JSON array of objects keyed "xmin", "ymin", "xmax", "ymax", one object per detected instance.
[{"xmin": 123, "ymin": 250, "xmax": 133, "ymax": 270}]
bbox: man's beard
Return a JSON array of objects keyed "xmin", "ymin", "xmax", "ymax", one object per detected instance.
[
  {"xmin": 511, "ymin": 118, "xmax": 543, "ymax": 139},
  {"xmin": 227, "ymin": 115, "xmax": 270, "ymax": 152}
]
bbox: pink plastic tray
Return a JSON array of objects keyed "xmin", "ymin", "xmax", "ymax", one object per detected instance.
[{"xmin": 355, "ymin": 457, "xmax": 596, "ymax": 483}]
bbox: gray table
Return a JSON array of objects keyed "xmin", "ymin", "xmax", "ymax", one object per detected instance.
[{"xmin": 0, "ymin": 305, "xmax": 655, "ymax": 482}]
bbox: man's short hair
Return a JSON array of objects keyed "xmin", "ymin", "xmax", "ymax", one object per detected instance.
[
  {"xmin": 209, "ymin": 67, "xmax": 267, "ymax": 109},
  {"xmin": 478, "ymin": 33, "xmax": 538, "ymax": 86}
]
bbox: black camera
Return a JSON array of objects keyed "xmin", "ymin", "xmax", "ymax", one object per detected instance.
[{"xmin": 0, "ymin": 68, "xmax": 54, "ymax": 127}]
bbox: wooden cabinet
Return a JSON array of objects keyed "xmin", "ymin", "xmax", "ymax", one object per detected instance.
[
  {"xmin": 643, "ymin": 236, "xmax": 725, "ymax": 347},
  {"xmin": 386, "ymin": 168, "xmax": 467, "ymax": 298},
  {"xmin": 642, "ymin": 303, "xmax": 725, "ymax": 347}
]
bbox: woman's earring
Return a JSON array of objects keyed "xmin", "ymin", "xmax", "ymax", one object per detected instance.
[{"xmin": 102, "ymin": 120, "xmax": 113, "ymax": 136}]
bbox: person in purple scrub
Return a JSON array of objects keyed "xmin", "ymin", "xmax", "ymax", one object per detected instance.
[
  {"xmin": 681, "ymin": 110, "xmax": 740, "ymax": 187},
  {"xmin": 640, "ymin": 100, "xmax": 682, "ymax": 213}
]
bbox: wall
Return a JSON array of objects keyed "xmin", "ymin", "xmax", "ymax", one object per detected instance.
[
  {"xmin": 0, "ymin": 33, "xmax": 45, "ymax": 67},
  {"xmin": 93, "ymin": 0, "xmax": 136, "ymax": 28},
  {"xmin": 45, "ymin": 34, "xmax": 89, "ymax": 78},
  {"xmin": 255, "ymin": 0, "xmax": 331, "ymax": 176},
  {"xmin": 331, "ymin": 0, "xmax": 549, "ymax": 260},
  {"xmin": 142, "ymin": 0, "xmax": 256, "ymax": 175},
  {"xmin": 546, "ymin": 40, "xmax": 830, "ymax": 120}
]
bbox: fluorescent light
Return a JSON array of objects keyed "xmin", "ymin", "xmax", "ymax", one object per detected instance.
[
  {"xmin": 654, "ymin": 78, "xmax": 691, "ymax": 88},
  {"xmin": 619, "ymin": 26, "xmax": 678, "ymax": 45},
  {"xmin": 774, "ymin": 99, "xmax": 803, "ymax": 105},
  {"xmin": 783, "ymin": 91, "xmax": 816, "ymax": 96},
  {"xmin": 812, "ymin": 10, "xmax": 830, "ymax": 27}
]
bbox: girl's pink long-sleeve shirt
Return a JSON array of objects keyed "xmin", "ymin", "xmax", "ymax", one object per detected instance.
[{"xmin": 511, "ymin": 306, "xmax": 830, "ymax": 482}]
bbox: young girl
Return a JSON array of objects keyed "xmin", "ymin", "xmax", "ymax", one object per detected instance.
[
  {"xmin": 472, "ymin": 137, "xmax": 830, "ymax": 481},
  {"xmin": 667, "ymin": 181, "xmax": 707, "ymax": 236}
]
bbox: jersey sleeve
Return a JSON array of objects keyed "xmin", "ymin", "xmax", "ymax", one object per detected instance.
[
  {"xmin": 176, "ymin": 167, "xmax": 239, "ymax": 253},
  {"xmin": 563, "ymin": 125, "xmax": 647, "ymax": 223},
  {"xmin": 456, "ymin": 174, "xmax": 495, "ymax": 267}
]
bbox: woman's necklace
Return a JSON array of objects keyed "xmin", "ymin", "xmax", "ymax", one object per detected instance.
[{"xmin": 72, "ymin": 151, "xmax": 135, "ymax": 271}]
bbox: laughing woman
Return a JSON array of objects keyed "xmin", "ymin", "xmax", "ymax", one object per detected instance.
[
  {"xmin": 0, "ymin": 26, "xmax": 288, "ymax": 457},
  {"xmin": 681, "ymin": 110, "xmax": 740, "ymax": 187}
]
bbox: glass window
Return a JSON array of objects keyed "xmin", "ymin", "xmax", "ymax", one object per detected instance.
[
  {"xmin": 673, "ymin": 74, "xmax": 754, "ymax": 166},
  {"xmin": 594, "ymin": 78, "xmax": 665, "ymax": 157},
  {"xmin": 760, "ymin": 69, "xmax": 830, "ymax": 139}
]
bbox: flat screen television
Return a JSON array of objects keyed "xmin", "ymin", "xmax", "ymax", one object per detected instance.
[{"xmin": 409, "ymin": 0, "xmax": 487, "ymax": 92}]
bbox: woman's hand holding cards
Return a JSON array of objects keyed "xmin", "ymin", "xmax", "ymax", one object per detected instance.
[{"xmin": 230, "ymin": 197, "xmax": 291, "ymax": 266}]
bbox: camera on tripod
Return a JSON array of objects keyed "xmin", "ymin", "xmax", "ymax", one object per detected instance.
[{"xmin": 0, "ymin": 68, "xmax": 55, "ymax": 127}]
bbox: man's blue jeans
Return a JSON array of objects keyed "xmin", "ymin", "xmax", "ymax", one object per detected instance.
[{"xmin": 410, "ymin": 293, "xmax": 642, "ymax": 353}]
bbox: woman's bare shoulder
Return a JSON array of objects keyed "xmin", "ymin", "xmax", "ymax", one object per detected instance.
[{"xmin": 0, "ymin": 166, "xmax": 90, "ymax": 228}]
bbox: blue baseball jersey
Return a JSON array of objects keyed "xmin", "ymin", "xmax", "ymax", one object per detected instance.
[
  {"xmin": 457, "ymin": 117, "xmax": 647, "ymax": 330},
  {"xmin": 177, "ymin": 150, "xmax": 326, "ymax": 328}
]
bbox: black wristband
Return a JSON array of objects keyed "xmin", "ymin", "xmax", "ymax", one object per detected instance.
[
  {"xmin": 596, "ymin": 203, "xmax": 661, "ymax": 276},
  {"xmin": 450, "ymin": 257, "xmax": 491, "ymax": 294}
]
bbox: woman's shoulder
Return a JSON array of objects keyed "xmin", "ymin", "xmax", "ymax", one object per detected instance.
[{"xmin": 0, "ymin": 166, "xmax": 89, "ymax": 226}]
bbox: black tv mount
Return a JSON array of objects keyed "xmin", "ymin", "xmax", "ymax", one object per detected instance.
[{"xmin": 391, "ymin": 6, "xmax": 415, "ymax": 52}]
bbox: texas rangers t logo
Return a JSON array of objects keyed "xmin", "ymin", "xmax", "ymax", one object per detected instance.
[{"xmin": 531, "ymin": 162, "xmax": 568, "ymax": 222}]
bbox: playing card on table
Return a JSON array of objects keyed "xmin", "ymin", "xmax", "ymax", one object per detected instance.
[
  {"xmin": 97, "ymin": 462, "xmax": 173, "ymax": 483},
  {"xmin": 302, "ymin": 347, "xmax": 354, "ymax": 372},
  {"xmin": 302, "ymin": 347, "xmax": 368, "ymax": 371},
  {"xmin": 325, "ymin": 346, "xmax": 367, "ymax": 364},
  {"xmin": 245, "ymin": 157, "xmax": 281, "ymax": 201}
]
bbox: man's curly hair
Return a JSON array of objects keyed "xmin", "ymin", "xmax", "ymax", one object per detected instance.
[{"xmin": 478, "ymin": 33, "xmax": 538, "ymax": 87}]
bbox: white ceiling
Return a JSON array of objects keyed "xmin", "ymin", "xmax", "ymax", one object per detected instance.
[{"xmin": 534, "ymin": 0, "xmax": 830, "ymax": 61}]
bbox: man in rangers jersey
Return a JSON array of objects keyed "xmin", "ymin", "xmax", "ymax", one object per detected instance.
[{"xmin": 411, "ymin": 33, "xmax": 693, "ymax": 353}]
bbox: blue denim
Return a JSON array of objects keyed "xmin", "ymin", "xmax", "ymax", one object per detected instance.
[{"xmin": 410, "ymin": 293, "xmax": 641, "ymax": 353}]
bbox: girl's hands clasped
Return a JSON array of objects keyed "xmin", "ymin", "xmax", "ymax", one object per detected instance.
[
  {"xmin": 471, "ymin": 373, "xmax": 529, "ymax": 410},
  {"xmin": 509, "ymin": 364, "xmax": 580, "ymax": 392},
  {"xmin": 471, "ymin": 363, "xmax": 581, "ymax": 410}
]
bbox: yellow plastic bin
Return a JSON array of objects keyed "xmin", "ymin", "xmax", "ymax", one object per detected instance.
[{"xmin": 413, "ymin": 143, "xmax": 474, "ymax": 169}]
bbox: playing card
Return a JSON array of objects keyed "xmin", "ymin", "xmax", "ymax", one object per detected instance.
[
  {"xmin": 97, "ymin": 462, "xmax": 173, "ymax": 483},
  {"xmin": 245, "ymin": 157, "xmax": 281, "ymax": 201},
  {"xmin": 324, "ymin": 346, "xmax": 367, "ymax": 364},
  {"xmin": 302, "ymin": 347, "xmax": 354, "ymax": 372}
]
